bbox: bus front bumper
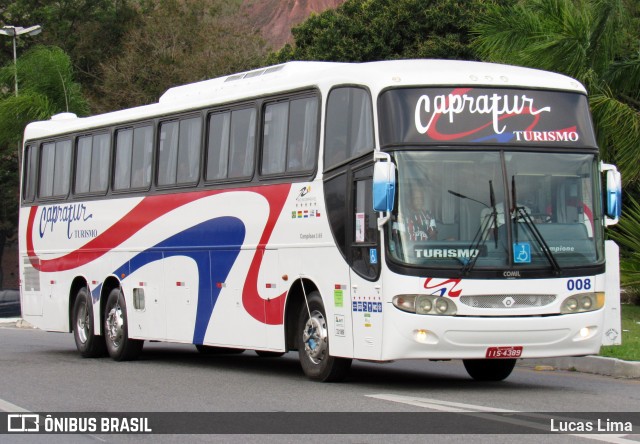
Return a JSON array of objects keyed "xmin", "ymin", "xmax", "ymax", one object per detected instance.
[{"xmin": 382, "ymin": 307, "xmax": 604, "ymax": 361}]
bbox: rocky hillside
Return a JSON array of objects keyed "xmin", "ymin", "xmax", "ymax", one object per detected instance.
[{"xmin": 242, "ymin": 0, "xmax": 345, "ymax": 48}]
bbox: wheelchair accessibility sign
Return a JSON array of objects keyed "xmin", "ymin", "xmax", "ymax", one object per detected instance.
[{"xmin": 513, "ymin": 242, "xmax": 531, "ymax": 263}]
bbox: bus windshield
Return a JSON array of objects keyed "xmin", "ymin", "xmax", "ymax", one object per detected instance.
[{"xmin": 387, "ymin": 150, "xmax": 604, "ymax": 271}]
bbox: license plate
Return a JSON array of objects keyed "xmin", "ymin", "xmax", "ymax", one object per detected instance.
[{"xmin": 485, "ymin": 346, "xmax": 523, "ymax": 359}]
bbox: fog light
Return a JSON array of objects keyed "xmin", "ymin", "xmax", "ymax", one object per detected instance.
[
  {"xmin": 413, "ymin": 329, "xmax": 439, "ymax": 344},
  {"xmin": 573, "ymin": 326, "xmax": 597, "ymax": 341}
]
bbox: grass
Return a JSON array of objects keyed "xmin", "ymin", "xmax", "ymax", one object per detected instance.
[{"xmin": 599, "ymin": 304, "xmax": 640, "ymax": 361}]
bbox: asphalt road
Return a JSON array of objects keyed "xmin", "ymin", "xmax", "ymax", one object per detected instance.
[{"xmin": 0, "ymin": 324, "xmax": 638, "ymax": 443}]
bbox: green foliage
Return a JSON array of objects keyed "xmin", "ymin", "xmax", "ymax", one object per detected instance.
[
  {"xmin": 0, "ymin": 0, "xmax": 140, "ymax": 94},
  {"xmin": 609, "ymin": 194, "xmax": 640, "ymax": 287},
  {"xmin": 600, "ymin": 304, "xmax": 640, "ymax": 361},
  {"xmin": 472, "ymin": 0, "xmax": 640, "ymax": 185},
  {"xmin": 96, "ymin": 0, "xmax": 267, "ymax": 111},
  {"xmin": 0, "ymin": 45, "xmax": 87, "ymax": 271},
  {"xmin": 472, "ymin": 0, "xmax": 640, "ymax": 288},
  {"xmin": 473, "ymin": 0, "xmax": 627, "ymax": 85},
  {"xmin": 268, "ymin": 0, "xmax": 514, "ymax": 64},
  {"xmin": 0, "ymin": 46, "xmax": 88, "ymax": 146}
]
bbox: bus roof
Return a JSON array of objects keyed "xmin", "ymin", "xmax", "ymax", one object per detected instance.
[{"xmin": 24, "ymin": 59, "xmax": 587, "ymax": 141}]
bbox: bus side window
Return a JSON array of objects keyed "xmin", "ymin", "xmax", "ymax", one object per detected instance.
[
  {"xmin": 158, "ymin": 117, "xmax": 200, "ymax": 187},
  {"xmin": 115, "ymin": 125, "xmax": 153, "ymax": 191},
  {"xmin": 262, "ymin": 102, "xmax": 288, "ymax": 175},
  {"xmin": 351, "ymin": 172, "xmax": 379, "ymax": 280},
  {"xmin": 114, "ymin": 129, "xmax": 133, "ymax": 191},
  {"xmin": 325, "ymin": 87, "xmax": 373, "ymax": 171},
  {"xmin": 206, "ymin": 111, "xmax": 231, "ymax": 181},
  {"xmin": 228, "ymin": 107, "xmax": 256, "ymax": 179},
  {"xmin": 75, "ymin": 133, "xmax": 110, "ymax": 195},
  {"xmin": 132, "ymin": 125, "xmax": 153, "ymax": 188},
  {"xmin": 262, "ymin": 95, "xmax": 318, "ymax": 176},
  {"xmin": 22, "ymin": 145, "xmax": 37, "ymax": 202},
  {"xmin": 91, "ymin": 133, "xmax": 111, "ymax": 193},
  {"xmin": 75, "ymin": 136, "xmax": 92, "ymax": 194},
  {"xmin": 40, "ymin": 140, "xmax": 71, "ymax": 199},
  {"xmin": 206, "ymin": 107, "xmax": 256, "ymax": 181}
]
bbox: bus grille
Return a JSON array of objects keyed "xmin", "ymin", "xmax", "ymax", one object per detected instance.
[{"xmin": 459, "ymin": 294, "xmax": 556, "ymax": 309}]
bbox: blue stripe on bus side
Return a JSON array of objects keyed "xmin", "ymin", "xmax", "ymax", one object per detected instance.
[{"xmin": 109, "ymin": 216, "xmax": 246, "ymax": 344}]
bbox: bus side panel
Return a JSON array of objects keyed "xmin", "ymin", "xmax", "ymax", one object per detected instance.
[
  {"xmin": 206, "ymin": 248, "xmax": 266, "ymax": 348},
  {"xmin": 602, "ymin": 240, "xmax": 622, "ymax": 345},
  {"xmin": 125, "ymin": 251, "xmax": 165, "ymax": 341},
  {"xmin": 268, "ymin": 179, "xmax": 355, "ymax": 358}
]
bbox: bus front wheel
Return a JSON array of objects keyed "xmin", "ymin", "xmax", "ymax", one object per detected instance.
[
  {"xmin": 104, "ymin": 288, "xmax": 143, "ymax": 361},
  {"xmin": 297, "ymin": 292, "xmax": 351, "ymax": 382},
  {"xmin": 463, "ymin": 358, "xmax": 516, "ymax": 381},
  {"xmin": 72, "ymin": 287, "xmax": 106, "ymax": 358}
]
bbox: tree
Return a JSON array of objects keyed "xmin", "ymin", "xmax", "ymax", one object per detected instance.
[
  {"xmin": 609, "ymin": 195, "xmax": 640, "ymax": 287},
  {"xmin": 472, "ymin": 0, "xmax": 640, "ymax": 291},
  {"xmin": 268, "ymin": 0, "xmax": 514, "ymax": 64},
  {"xmin": 95, "ymin": 0, "xmax": 268, "ymax": 111},
  {"xmin": 0, "ymin": 45, "xmax": 87, "ymax": 287},
  {"xmin": 0, "ymin": 0, "xmax": 141, "ymax": 102},
  {"xmin": 472, "ymin": 0, "xmax": 640, "ymax": 186}
]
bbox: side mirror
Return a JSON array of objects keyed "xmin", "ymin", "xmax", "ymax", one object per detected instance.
[
  {"xmin": 373, "ymin": 152, "xmax": 396, "ymax": 212},
  {"xmin": 601, "ymin": 162, "xmax": 621, "ymax": 226}
]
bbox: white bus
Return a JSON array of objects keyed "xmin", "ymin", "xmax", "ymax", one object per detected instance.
[{"xmin": 19, "ymin": 60, "xmax": 623, "ymax": 381}]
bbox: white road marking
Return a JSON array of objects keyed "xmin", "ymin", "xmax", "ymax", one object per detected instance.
[
  {"xmin": 367, "ymin": 394, "xmax": 638, "ymax": 443},
  {"xmin": 0, "ymin": 397, "xmax": 30, "ymax": 413}
]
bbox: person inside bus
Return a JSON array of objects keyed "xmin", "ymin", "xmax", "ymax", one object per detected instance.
[{"xmin": 397, "ymin": 186, "xmax": 437, "ymax": 241}]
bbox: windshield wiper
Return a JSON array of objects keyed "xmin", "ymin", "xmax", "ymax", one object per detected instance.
[
  {"xmin": 511, "ymin": 176, "xmax": 561, "ymax": 275},
  {"xmin": 448, "ymin": 184, "xmax": 498, "ymax": 275}
]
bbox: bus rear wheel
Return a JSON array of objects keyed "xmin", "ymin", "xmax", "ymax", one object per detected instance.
[
  {"xmin": 297, "ymin": 292, "xmax": 351, "ymax": 382},
  {"xmin": 463, "ymin": 359, "xmax": 516, "ymax": 381},
  {"xmin": 104, "ymin": 288, "xmax": 143, "ymax": 361},
  {"xmin": 72, "ymin": 287, "xmax": 106, "ymax": 358}
]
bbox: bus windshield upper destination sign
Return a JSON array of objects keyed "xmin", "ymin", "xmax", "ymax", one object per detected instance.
[{"xmin": 379, "ymin": 87, "xmax": 597, "ymax": 148}]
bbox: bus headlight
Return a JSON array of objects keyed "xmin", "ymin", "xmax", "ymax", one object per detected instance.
[
  {"xmin": 560, "ymin": 292, "xmax": 604, "ymax": 314},
  {"xmin": 415, "ymin": 296, "xmax": 432, "ymax": 314},
  {"xmin": 393, "ymin": 294, "xmax": 457, "ymax": 316}
]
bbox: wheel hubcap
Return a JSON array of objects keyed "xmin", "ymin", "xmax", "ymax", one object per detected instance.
[
  {"xmin": 76, "ymin": 302, "xmax": 89, "ymax": 344},
  {"xmin": 106, "ymin": 303, "xmax": 124, "ymax": 348},
  {"xmin": 303, "ymin": 310, "xmax": 327, "ymax": 364}
]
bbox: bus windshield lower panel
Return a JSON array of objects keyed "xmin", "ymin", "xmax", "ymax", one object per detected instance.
[{"xmin": 387, "ymin": 150, "xmax": 604, "ymax": 272}]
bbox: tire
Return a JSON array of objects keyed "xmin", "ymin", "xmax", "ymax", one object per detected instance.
[
  {"xmin": 297, "ymin": 291, "xmax": 351, "ymax": 382},
  {"xmin": 195, "ymin": 345, "xmax": 245, "ymax": 355},
  {"xmin": 255, "ymin": 350, "xmax": 285, "ymax": 358},
  {"xmin": 463, "ymin": 359, "xmax": 516, "ymax": 381},
  {"xmin": 72, "ymin": 287, "xmax": 107, "ymax": 358},
  {"xmin": 104, "ymin": 288, "xmax": 143, "ymax": 361}
]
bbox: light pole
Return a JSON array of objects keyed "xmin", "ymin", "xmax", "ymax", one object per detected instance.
[{"xmin": 0, "ymin": 25, "xmax": 42, "ymax": 96}]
